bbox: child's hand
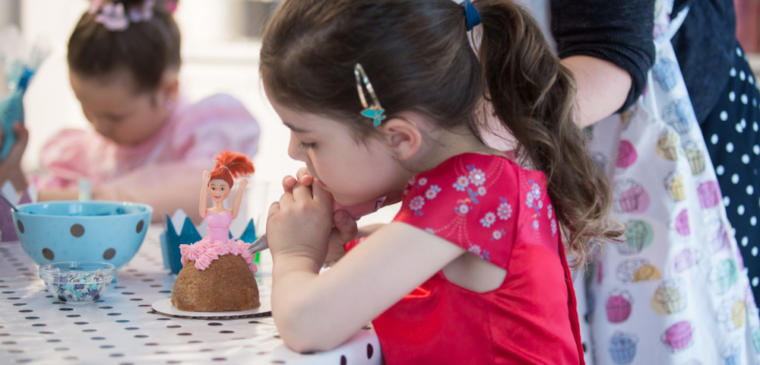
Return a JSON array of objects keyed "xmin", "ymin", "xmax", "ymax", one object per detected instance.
[
  {"xmin": 296, "ymin": 167, "xmax": 313, "ymax": 186},
  {"xmin": 0, "ymin": 122, "xmax": 29, "ymax": 191},
  {"xmin": 267, "ymin": 176, "xmax": 334, "ymax": 262},
  {"xmin": 239, "ymin": 178, "xmax": 248, "ymax": 189},
  {"xmin": 324, "ymin": 210, "xmax": 358, "ymax": 265},
  {"xmin": 0, "ymin": 122, "xmax": 29, "ymax": 167},
  {"xmin": 202, "ymin": 170, "xmax": 211, "ymax": 184},
  {"xmin": 282, "ymin": 167, "xmax": 313, "ymax": 190},
  {"xmin": 281, "ymin": 168, "xmax": 354, "ymax": 265}
]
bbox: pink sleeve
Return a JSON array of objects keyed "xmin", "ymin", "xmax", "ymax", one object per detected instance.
[
  {"xmin": 172, "ymin": 94, "xmax": 260, "ymax": 162},
  {"xmin": 36, "ymin": 129, "xmax": 112, "ymax": 189}
]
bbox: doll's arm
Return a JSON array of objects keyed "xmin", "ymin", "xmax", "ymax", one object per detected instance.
[
  {"xmin": 199, "ymin": 171, "xmax": 211, "ymax": 219},
  {"xmin": 231, "ymin": 178, "xmax": 248, "ymax": 220}
]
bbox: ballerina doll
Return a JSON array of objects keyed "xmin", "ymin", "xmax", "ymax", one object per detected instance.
[{"xmin": 179, "ymin": 151, "xmax": 257, "ymax": 275}]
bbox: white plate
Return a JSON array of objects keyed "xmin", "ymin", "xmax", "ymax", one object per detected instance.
[{"xmin": 152, "ymin": 298, "xmax": 272, "ymax": 319}]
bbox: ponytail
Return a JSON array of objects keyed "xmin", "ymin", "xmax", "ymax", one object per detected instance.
[
  {"xmin": 475, "ymin": 0, "xmax": 623, "ymax": 266},
  {"xmin": 259, "ymin": 0, "xmax": 622, "ymax": 266}
]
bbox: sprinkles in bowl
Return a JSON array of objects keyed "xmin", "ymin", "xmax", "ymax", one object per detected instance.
[{"xmin": 39, "ymin": 261, "xmax": 115, "ymax": 302}]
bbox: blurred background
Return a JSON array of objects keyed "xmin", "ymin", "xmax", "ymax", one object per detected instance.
[
  {"xmin": 0, "ymin": 0, "xmax": 757, "ymax": 229},
  {"xmin": 0, "ymin": 0, "xmax": 408, "ymax": 228}
]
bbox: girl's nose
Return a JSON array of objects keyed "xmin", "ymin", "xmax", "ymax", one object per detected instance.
[
  {"xmin": 287, "ymin": 132, "xmax": 305, "ymax": 162},
  {"xmin": 90, "ymin": 118, "xmax": 112, "ymax": 139}
]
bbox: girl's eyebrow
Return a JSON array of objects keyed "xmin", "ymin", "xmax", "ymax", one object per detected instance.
[{"xmin": 283, "ymin": 122, "xmax": 312, "ymax": 134}]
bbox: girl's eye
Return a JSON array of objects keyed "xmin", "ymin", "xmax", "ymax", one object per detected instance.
[
  {"xmin": 221, "ymin": 188, "xmax": 225, "ymax": 191},
  {"xmin": 105, "ymin": 114, "xmax": 125, "ymax": 123},
  {"xmin": 300, "ymin": 141, "xmax": 316, "ymax": 149}
]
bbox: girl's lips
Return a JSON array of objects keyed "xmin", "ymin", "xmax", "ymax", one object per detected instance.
[{"xmin": 215, "ymin": 196, "xmax": 221, "ymax": 199}]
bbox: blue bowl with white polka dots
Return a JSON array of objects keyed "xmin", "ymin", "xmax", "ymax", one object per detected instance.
[{"xmin": 12, "ymin": 201, "xmax": 153, "ymax": 271}]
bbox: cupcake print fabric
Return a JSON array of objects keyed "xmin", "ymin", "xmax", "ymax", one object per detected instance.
[{"xmin": 581, "ymin": 1, "xmax": 760, "ymax": 364}]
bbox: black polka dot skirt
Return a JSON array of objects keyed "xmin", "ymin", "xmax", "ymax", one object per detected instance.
[{"xmin": 700, "ymin": 42, "xmax": 760, "ymax": 304}]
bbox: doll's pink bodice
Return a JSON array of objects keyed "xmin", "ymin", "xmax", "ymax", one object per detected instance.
[{"xmin": 205, "ymin": 210, "xmax": 232, "ymax": 242}]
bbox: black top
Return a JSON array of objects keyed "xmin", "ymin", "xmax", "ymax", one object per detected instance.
[
  {"xmin": 551, "ymin": 0, "xmax": 736, "ymax": 121},
  {"xmin": 671, "ymin": 0, "xmax": 736, "ymax": 122}
]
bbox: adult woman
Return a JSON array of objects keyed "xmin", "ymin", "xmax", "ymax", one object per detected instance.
[{"xmin": 548, "ymin": 0, "xmax": 759, "ymax": 364}]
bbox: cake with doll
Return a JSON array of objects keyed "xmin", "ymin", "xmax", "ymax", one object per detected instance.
[{"xmin": 170, "ymin": 151, "xmax": 261, "ymax": 312}]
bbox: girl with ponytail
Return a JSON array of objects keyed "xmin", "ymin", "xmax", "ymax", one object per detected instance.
[{"xmin": 261, "ymin": 0, "xmax": 620, "ymax": 362}]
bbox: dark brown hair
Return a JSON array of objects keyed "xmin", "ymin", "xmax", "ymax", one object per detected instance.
[
  {"xmin": 260, "ymin": 0, "xmax": 623, "ymax": 265},
  {"xmin": 67, "ymin": 0, "xmax": 181, "ymax": 92}
]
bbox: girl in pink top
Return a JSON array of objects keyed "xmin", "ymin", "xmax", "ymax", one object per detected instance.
[{"xmin": 0, "ymin": 0, "xmax": 260, "ymax": 221}]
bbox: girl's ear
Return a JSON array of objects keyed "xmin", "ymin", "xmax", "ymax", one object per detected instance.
[
  {"xmin": 379, "ymin": 116, "xmax": 422, "ymax": 161},
  {"xmin": 158, "ymin": 70, "xmax": 180, "ymax": 105}
]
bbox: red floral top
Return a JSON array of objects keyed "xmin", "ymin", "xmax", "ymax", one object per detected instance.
[{"xmin": 346, "ymin": 153, "xmax": 584, "ymax": 364}]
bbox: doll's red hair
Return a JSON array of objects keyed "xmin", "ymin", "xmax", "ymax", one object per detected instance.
[{"xmin": 209, "ymin": 151, "xmax": 255, "ymax": 187}]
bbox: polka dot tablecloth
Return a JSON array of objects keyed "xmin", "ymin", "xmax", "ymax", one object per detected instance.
[{"xmin": 0, "ymin": 225, "xmax": 381, "ymax": 365}]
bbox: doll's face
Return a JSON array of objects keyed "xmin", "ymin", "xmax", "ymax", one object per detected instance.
[{"xmin": 208, "ymin": 179, "xmax": 231, "ymax": 203}]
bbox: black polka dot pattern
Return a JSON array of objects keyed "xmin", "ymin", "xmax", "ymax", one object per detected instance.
[
  {"xmin": 0, "ymin": 226, "xmax": 377, "ymax": 364},
  {"xmin": 70, "ymin": 224, "xmax": 85, "ymax": 237},
  {"xmin": 103, "ymin": 248, "xmax": 116, "ymax": 260},
  {"xmin": 41, "ymin": 248, "xmax": 54, "ymax": 260},
  {"xmin": 701, "ymin": 44, "xmax": 760, "ymax": 305}
]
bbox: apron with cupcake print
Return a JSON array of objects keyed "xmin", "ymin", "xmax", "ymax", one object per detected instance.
[{"xmin": 582, "ymin": 1, "xmax": 760, "ymax": 364}]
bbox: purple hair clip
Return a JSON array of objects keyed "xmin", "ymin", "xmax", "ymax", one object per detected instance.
[
  {"xmin": 95, "ymin": 2, "xmax": 129, "ymax": 31},
  {"xmin": 129, "ymin": 0, "xmax": 154, "ymax": 22},
  {"xmin": 89, "ymin": 0, "xmax": 154, "ymax": 32}
]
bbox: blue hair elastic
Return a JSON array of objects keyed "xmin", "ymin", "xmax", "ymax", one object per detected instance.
[{"xmin": 462, "ymin": 0, "xmax": 481, "ymax": 31}]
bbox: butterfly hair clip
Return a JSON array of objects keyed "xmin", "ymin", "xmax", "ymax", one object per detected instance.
[{"xmin": 354, "ymin": 63, "xmax": 386, "ymax": 127}]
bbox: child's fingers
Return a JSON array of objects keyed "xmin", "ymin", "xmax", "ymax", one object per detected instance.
[
  {"xmin": 267, "ymin": 201, "xmax": 280, "ymax": 220},
  {"xmin": 296, "ymin": 167, "xmax": 313, "ymax": 186},
  {"xmin": 6, "ymin": 122, "xmax": 28, "ymax": 162},
  {"xmin": 282, "ymin": 175, "xmax": 296, "ymax": 188},
  {"xmin": 311, "ymin": 180, "xmax": 333, "ymax": 209},
  {"xmin": 282, "ymin": 175, "xmax": 297, "ymax": 192},
  {"xmin": 333, "ymin": 210, "xmax": 358, "ymax": 243},
  {"xmin": 278, "ymin": 188, "xmax": 295, "ymax": 208},
  {"xmin": 13, "ymin": 122, "xmax": 28, "ymax": 143},
  {"xmin": 292, "ymin": 181, "xmax": 313, "ymax": 203}
]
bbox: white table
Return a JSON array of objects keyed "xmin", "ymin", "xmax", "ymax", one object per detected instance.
[{"xmin": 0, "ymin": 226, "xmax": 382, "ymax": 365}]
